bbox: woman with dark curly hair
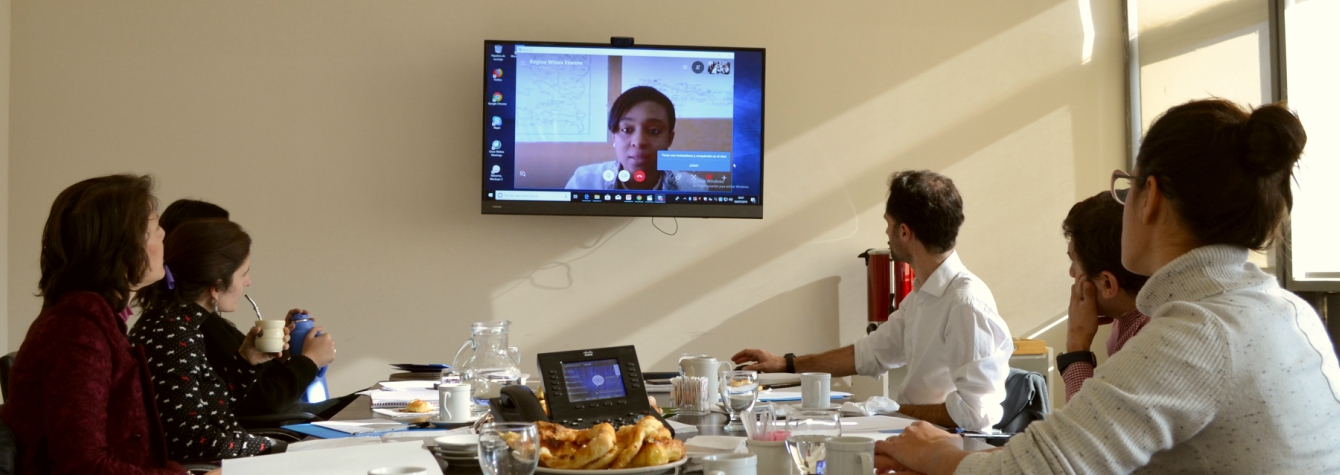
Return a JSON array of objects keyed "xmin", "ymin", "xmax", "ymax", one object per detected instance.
[{"xmin": 0, "ymin": 174, "xmax": 203, "ymax": 475}]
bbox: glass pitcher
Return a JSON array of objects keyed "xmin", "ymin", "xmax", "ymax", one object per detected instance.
[{"xmin": 453, "ymin": 321, "xmax": 522, "ymax": 415}]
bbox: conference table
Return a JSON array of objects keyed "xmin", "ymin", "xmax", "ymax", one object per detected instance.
[
  {"xmin": 324, "ymin": 393, "xmax": 732, "ymax": 474},
  {"xmin": 328, "ymin": 392, "xmax": 739, "ymax": 436},
  {"xmin": 321, "ymin": 385, "xmax": 994, "ymax": 474}
]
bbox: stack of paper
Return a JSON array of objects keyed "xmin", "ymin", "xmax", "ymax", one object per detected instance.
[
  {"xmin": 757, "ymin": 387, "xmax": 853, "ymax": 402},
  {"xmin": 222, "ymin": 438, "xmax": 442, "ymax": 475},
  {"xmin": 312, "ymin": 419, "xmax": 409, "ymax": 435},
  {"xmin": 374, "ymin": 381, "xmax": 436, "ymax": 391}
]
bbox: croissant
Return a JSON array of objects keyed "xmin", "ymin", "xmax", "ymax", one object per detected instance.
[{"xmin": 535, "ymin": 417, "xmax": 685, "ymax": 470}]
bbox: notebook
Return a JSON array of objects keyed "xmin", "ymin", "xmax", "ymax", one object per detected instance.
[{"xmin": 366, "ymin": 389, "xmax": 441, "ymax": 408}]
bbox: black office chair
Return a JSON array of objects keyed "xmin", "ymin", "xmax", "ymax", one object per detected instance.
[
  {"xmin": 0, "ymin": 414, "xmax": 16, "ymax": 475},
  {"xmin": 991, "ymin": 367, "xmax": 1049, "ymax": 444},
  {"xmin": 0, "ymin": 353, "xmax": 16, "ymax": 402}
]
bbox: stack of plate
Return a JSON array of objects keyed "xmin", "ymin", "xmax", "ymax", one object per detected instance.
[{"xmin": 430, "ymin": 434, "xmax": 480, "ymax": 472}]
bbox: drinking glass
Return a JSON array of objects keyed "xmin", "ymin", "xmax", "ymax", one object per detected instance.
[
  {"xmin": 440, "ymin": 368, "xmax": 461, "ymax": 385},
  {"xmin": 719, "ymin": 370, "xmax": 759, "ymax": 431},
  {"xmin": 784, "ymin": 409, "xmax": 841, "ymax": 475},
  {"xmin": 787, "ymin": 409, "xmax": 842, "ymax": 437},
  {"xmin": 477, "ymin": 422, "xmax": 539, "ymax": 475},
  {"xmin": 785, "ymin": 434, "xmax": 831, "ymax": 475}
]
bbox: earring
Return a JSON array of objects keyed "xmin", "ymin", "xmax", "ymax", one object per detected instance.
[{"xmin": 212, "ymin": 298, "xmax": 219, "ymax": 315}]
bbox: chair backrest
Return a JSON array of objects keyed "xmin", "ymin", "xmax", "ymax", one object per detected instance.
[
  {"xmin": 0, "ymin": 352, "xmax": 15, "ymax": 402},
  {"xmin": 0, "ymin": 413, "xmax": 17, "ymax": 475},
  {"xmin": 994, "ymin": 367, "xmax": 1049, "ymax": 434}
]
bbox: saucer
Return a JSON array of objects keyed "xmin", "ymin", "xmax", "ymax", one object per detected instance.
[
  {"xmin": 433, "ymin": 434, "xmax": 480, "ymax": 450},
  {"xmin": 427, "ymin": 415, "xmax": 477, "ymax": 429}
]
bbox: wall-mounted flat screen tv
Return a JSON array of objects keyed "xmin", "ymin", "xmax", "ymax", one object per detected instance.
[{"xmin": 481, "ymin": 40, "xmax": 765, "ymax": 218}]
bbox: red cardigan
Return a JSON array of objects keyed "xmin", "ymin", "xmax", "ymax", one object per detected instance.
[{"xmin": 0, "ymin": 292, "xmax": 185, "ymax": 475}]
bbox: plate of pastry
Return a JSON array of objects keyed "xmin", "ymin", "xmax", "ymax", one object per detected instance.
[
  {"xmin": 533, "ymin": 457, "xmax": 687, "ymax": 474},
  {"xmin": 533, "ymin": 417, "xmax": 687, "ymax": 474}
]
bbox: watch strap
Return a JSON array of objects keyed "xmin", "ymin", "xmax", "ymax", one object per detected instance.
[
  {"xmin": 784, "ymin": 353, "xmax": 796, "ymax": 374},
  {"xmin": 1057, "ymin": 350, "xmax": 1097, "ymax": 374}
]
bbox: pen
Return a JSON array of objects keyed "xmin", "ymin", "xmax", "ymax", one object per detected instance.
[{"xmin": 954, "ymin": 428, "xmax": 1010, "ymax": 439}]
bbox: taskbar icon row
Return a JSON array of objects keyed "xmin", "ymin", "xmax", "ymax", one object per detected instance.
[
  {"xmin": 577, "ymin": 193, "xmax": 665, "ymax": 203},
  {"xmin": 574, "ymin": 193, "xmax": 758, "ymax": 204}
]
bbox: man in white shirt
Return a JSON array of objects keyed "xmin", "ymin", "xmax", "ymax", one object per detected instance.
[{"xmin": 733, "ymin": 170, "xmax": 1013, "ymax": 431}]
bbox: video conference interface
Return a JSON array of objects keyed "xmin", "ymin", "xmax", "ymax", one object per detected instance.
[
  {"xmin": 561, "ymin": 358, "xmax": 628, "ymax": 403},
  {"xmin": 482, "ymin": 41, "xmax": 765, "ymax": 206}
]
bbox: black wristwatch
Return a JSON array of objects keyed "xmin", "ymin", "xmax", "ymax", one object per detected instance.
[
  {"xmin": 1057, "ymin": 350, "xmax": 1097, "ymax": 374},
  {"xmin": 784, "ymin": 353, "xmax": 796, "ymax": 373}
]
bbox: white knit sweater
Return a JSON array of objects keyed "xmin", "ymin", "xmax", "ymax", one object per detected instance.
[{"xmin": 958, "ymin": 245, "xmax": 1340, "ymax": 474}]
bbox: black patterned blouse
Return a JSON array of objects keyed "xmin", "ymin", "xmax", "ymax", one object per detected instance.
[{"xmin": 128, "ymin": 302, "xmax": 271, "ymax": 461}]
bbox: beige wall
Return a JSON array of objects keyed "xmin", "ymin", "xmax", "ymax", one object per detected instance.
[
  {"xmin": 0, "ymin": 0, "xmax": 10, "ymax": 358},
  {"xmin": 7, "ymin": 0, "xmax": 1127, "ymax": 397}
]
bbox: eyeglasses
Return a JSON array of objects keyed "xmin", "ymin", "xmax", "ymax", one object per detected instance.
[{"xmin": 1111, "ymin": 169, "xmax": 1136, "ymax": 205}]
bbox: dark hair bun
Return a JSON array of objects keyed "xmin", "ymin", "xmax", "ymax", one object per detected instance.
[{"xmin": 1244, "ymin": 104, "xmax": 1306, "ymax": 176}]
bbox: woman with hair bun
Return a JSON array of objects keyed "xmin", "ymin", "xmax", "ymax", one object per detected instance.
[{"xmin": 875, "ymin": 100, "xmax": 1340, "ymax": 474}]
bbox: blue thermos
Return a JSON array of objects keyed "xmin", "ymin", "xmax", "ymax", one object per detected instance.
[{"xmin": 288, "ymin": 315, "xmax": 330, "ymax": 403}]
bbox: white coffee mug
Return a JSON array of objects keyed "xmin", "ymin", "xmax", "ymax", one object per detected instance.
[
  {"xmin": 680, "ymin": 356, "xmax": 732, "ymax": 404},
  {"xmin": 700, "ymin": 453, "xmax": 757, "ymax": 475},
  {"xmin": 254, "ymin": 319, "xmax": 286, "ymax": 353},
  {"xmin": 800, "ymin": 373, "xmax": 831, "ymax": 409},
  {"xmin": 824, "ymin": 437, "xmax": 875, "ymax": 475},
  {"xmin": 438, "ymin": 383, "xmax": 472, "ymax": 423},
  {"xmin": 746, "ymin": 438, "xmax": 798, "ymax": 475}
]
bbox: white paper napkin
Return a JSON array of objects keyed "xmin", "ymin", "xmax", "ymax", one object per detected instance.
[
  {"xmin": 684, "ymin": 435, "xmax": 748, "ymax": 456},
  {"xmin": 839, "ymin": 396, "xmax": 901, "ymax": 416}
]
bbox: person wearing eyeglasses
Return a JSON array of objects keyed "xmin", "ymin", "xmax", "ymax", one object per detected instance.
[
  {"xmin": 1058, "ymin": 191, "xmax": 1149, "ymax": 403},
  {"xmin": 874, "ymin": 100, "xmax": 1340, "ymax": 474}
]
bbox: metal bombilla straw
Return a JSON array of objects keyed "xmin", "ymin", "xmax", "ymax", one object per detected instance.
[{"xmin": 245, "ymin": 294, "xmax": 263, "ymax": 320}]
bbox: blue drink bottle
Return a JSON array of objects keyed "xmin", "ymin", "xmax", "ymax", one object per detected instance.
[{"xmin": 288, "ymin": 315, "xmax": 329, "ymax": 403}]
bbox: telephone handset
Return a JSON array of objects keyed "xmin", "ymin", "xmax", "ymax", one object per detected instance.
[{"xmin": 489, "ymin": 385, "xmax": 550, "ymax": 423}]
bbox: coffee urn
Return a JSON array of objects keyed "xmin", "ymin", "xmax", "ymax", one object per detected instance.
[{"xmin": 859, "ymin": 249, "xmax": 915, "ymax": 333}]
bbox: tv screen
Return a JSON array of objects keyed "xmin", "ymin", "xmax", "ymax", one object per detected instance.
[{"xmin": 481, "ymin": 40, "xmax": 766, "ymax": 218}]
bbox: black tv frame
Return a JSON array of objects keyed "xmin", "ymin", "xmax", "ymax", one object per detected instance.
[{"xmin": 480, "ymin": 39, "xmax": 766, "ymax": 219}]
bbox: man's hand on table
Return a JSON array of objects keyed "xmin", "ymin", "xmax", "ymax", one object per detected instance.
[
  {"xmin": 874, "ymin": 421, "xmax": 971, "ymax": 475},
  {"xmin": 731, "ymin": 348, "xmax": 785, "ymax": 372}
]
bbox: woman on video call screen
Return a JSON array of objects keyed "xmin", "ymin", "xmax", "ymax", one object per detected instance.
[{"xmin": 565, "ymin": 86, "xmax": 709, "ymax": 192}]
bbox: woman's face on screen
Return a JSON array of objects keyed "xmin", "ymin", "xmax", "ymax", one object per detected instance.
[{"xmin": 613, "ymin": 101, "xmax": 675, "ymax": 173}]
